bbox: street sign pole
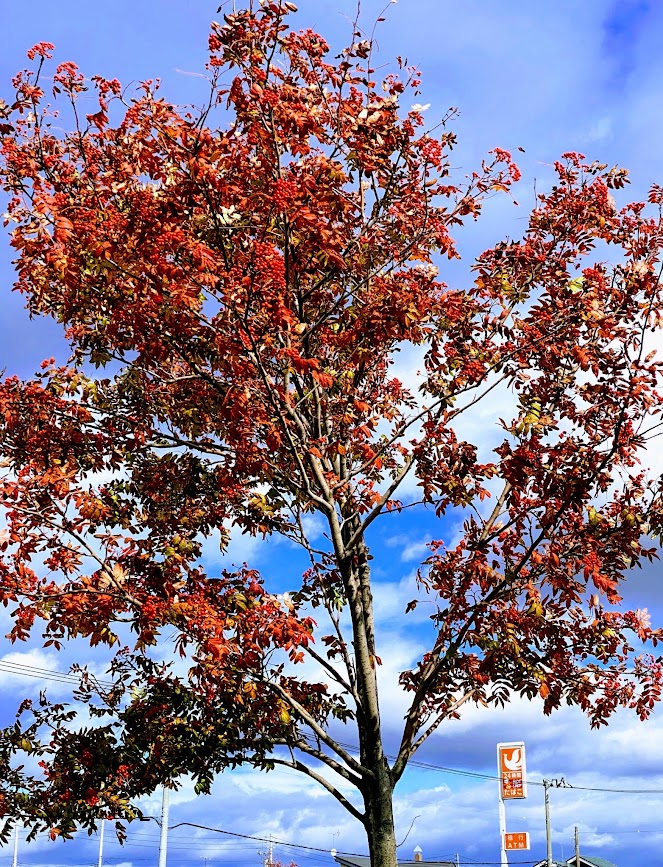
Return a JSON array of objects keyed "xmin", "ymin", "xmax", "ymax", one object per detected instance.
[
  {"xmin": 498, "ymin": 793, "xmax": 508, "ymax": 867},
  {"xmin": 497, "ymin": 742, "xmax": 529, "ymax": 867}
]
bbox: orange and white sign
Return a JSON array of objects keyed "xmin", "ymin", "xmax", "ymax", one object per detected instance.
[
  {"xmin": 497, "ymin": 741, "xmax": 527, "ymax": 799},
  {"xmin": 504, "ymin": 832, "xmax": 530, "ymax": 850}
]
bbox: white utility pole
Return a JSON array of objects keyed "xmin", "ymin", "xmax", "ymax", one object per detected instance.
[
  {"xmin": 544, "ymin": 781, "xmax": 552, "ymax": 867},
  {"xmin": 542, "ymin": 777, "xmax": 571, "ymax": 867},
  {"xmin": 97, "ymin": 818, "xmax": 105, "ymax": 867},
  {"xmin": 158, "ymin": 787, "xmax": 170, "ymax": 867},
  {"xmin": 498, "ymin": 794, "xmax": 508, "ymax": 867},
  {"xmin": 263, "ymin": 833, "xmax": 274, "ymax": 867},
  {"xmin": 12, "ymin": 825, "xmax": 18, "ymax": 867}
]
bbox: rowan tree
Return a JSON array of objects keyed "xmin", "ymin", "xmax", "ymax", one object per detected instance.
[{"xmin": 1, "ymin": 3, "xmax": 663, "ymax": 866}]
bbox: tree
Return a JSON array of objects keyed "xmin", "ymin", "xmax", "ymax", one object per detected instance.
[{"xmin": 1, "ymin": 2, "xmax": 663, "ymax": 864}]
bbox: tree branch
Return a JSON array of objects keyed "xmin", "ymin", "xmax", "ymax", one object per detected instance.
[
  {"xmin": 269, "ymin": 681, "xmax": 369, "ymax": 778},
  {"xmin": 303, "ymin": 643, "xmax": 360, "ymax": 705},
  {"xmin": 392, "ymin": 691, "xmax": 473, "ymax": 783},
  {"xmin": 292, "ymin": 738, "xmax": 364, "ymax": 787},
  {"xmin": 271, "ymin": 757, "xmax": 365, "ymax": 823}
]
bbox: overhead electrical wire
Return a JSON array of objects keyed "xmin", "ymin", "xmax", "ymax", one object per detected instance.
[
  {"xmin": 168, "ymin": 822, "xmax": 366, "ymax": 857},
  {"xmin": 3, "ymin": 658, "xmax": 663, "ymax": 795},
  {"xmin": 0, "ymin": 658, "xmax": 114, "ymax": 688},
  {"xmin": 335, "ymin": 740, "xmax": 663, "ymax": 795},
  {"xmin": 11, "ymin": 812, "xmax": 653, "ymax": 867}
]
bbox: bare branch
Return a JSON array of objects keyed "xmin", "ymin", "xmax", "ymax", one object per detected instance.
[
  {"xmin": 271, "ymin": 757, "xmax": 365, "ymax": 823},
  {"xmin": 392, "ymin": 691, "xmax": 473, "ymax": 782},
  {"xmin": 303, "ymin": 643, "xmax": 360, "ymax": 705},
  {"xmin": 269, "ymin": 681, "xmax": 370, "ymax": 778}
]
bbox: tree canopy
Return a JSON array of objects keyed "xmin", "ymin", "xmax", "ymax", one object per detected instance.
[{"xmin": 1, "ymin": 3, "xmax": 663, "ymax": 864}]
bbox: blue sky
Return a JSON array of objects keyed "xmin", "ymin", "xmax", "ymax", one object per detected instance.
[{"xmin": 3, "ymin": 2, "xmax": 663, "ymax": 867}]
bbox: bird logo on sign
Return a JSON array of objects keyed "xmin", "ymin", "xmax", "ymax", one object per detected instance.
[{"xmin": 501, "ymin": 748, "xmax": 522, "ymax": 772}]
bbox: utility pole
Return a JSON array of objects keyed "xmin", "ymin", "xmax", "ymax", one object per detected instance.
[
  {"xmin": 544, "ymin": 780, "xmax": 552, "ymax": 867},
  {"xmin": 158, "ymin": 787, "xmax": 170, "ymax": 867},
  {"xmin": 263, "ymin": 833, "xmax": 274, "ymax": 867},
  {"xmin": 542, "ymin": 778, "xmax": 570, "ymax": 867},
  {"xmin": 97, "ymin": 818, "xmax": 105, "ymax": 867},
  {"xmin": 12, "ymin": 825, "xmax": 18, "ymax": 867},
  {"xmin": 260, "ymin": 835, "xmax": 274, "ymax": 867},
  {"xmin": 575, "ymin": 826, "xmax": 580, "ymax": 867}
]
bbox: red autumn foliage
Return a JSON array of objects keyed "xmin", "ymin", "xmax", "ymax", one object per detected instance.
[{"xmin": 1, "ymin": 3, "xmax": 663, "ymax": 865}]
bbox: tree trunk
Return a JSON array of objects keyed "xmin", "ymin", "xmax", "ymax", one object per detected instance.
[
  {"xmin": 338, "ymin": 523, "xmax": 398, "ymax": 867},
  {"xmin": 364, "ymin": 761, "xmax": 398, "ymax": 867}
]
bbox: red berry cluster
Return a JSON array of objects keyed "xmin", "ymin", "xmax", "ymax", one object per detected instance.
[{"xmin": 271, "ymin": 178, "xmax": 297, "ymax": 211}]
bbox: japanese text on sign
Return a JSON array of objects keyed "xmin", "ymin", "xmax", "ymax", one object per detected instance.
[
  {"xmin": 504, "ymin": 832, "xmax": 530, "ymax": 850},
  {"xmin": 497, "ymin": 741, "xmax": 527, "ymax": 800}
]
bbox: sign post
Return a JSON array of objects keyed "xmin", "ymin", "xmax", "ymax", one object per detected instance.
[
  {"xmin": 497, "ymin": 742, "xmax": 528, "ymax": 866},
  {"xmin": 498, "ymin": 796, "xmax": 508, "ymax": 867}
]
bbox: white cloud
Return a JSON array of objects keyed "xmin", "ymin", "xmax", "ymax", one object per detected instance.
[
  {"xmin": 199, "ymin": 524, "xmax": 267, "ymax": 570},
  {"xmin": 0, "ymin": 648, "xmax": 78, "ymax": 698},
  {"xmin": 385, "ymin": 534, "xmax": 431, "ymax": 563},
  {"xmin": 581, "ymin": 115, "xmax": 614, "ymax": 144}
]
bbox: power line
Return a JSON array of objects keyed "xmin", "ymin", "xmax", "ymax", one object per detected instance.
[
  {"xmin": 0, "ymin": 660, "xmax": 88, "ymax": 685},
  {"xmin": 0, "ymin": 658, "xmax": 114, "ymax": 688},
  {"xmin": 168, "ymin": 822, "xmax": 366, "ymax": 857},
  {"xmin": 411, "ymin": 761, "xmax": 663, "ymax": 795},
  {"xmin": 336, "ymin": 739, "xmax": 663, "ymax": 794},
  {"xmin": 4, "ymin": 659, "xmax": 663, "ymax": 795}
]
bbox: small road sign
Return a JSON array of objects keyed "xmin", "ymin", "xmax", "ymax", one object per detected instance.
[{"xmin": 504, "ymin": 832, "xmax": 530, "ymax": 851}]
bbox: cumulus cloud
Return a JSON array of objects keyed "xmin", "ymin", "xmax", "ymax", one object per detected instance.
[{"xmin": 0, "ymin": 648, "xmax": 84, "ymax": 698}]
